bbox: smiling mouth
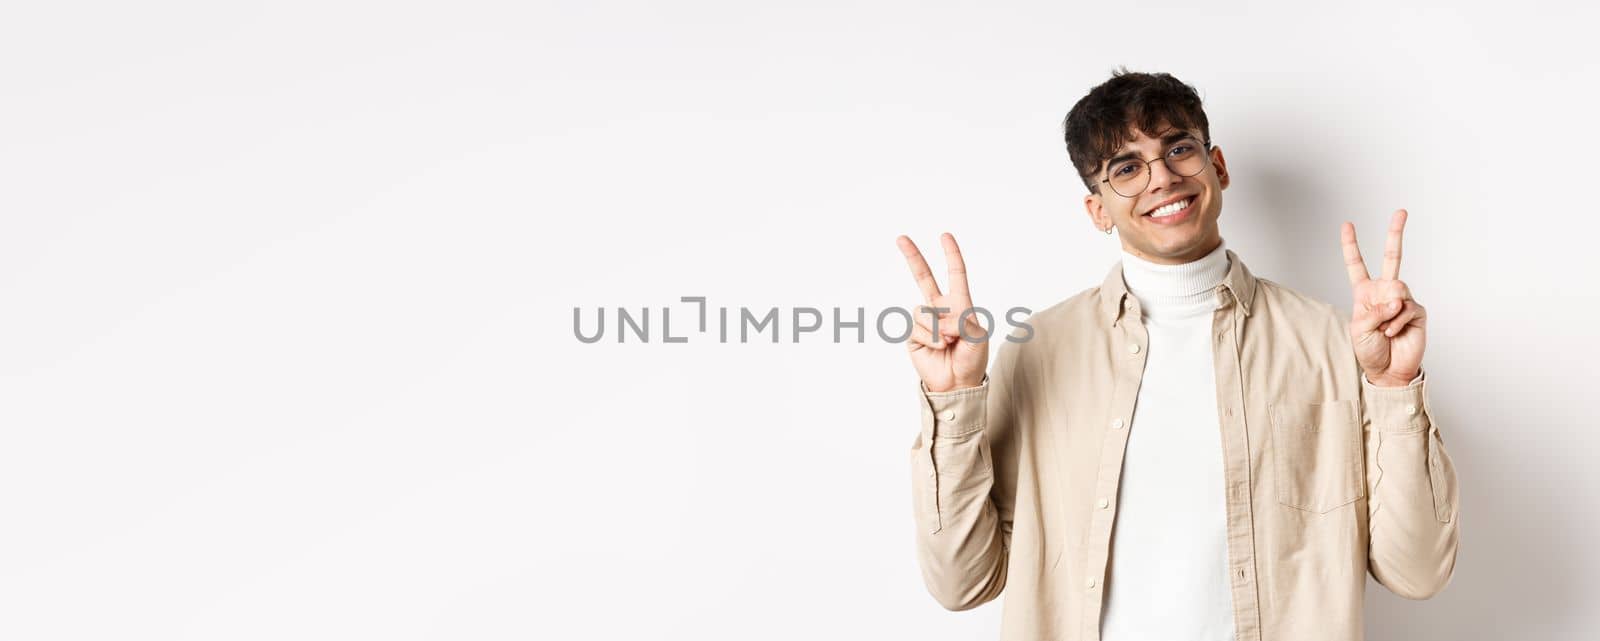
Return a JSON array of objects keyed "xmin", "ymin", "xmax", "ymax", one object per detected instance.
[{"xmin": 1144, "ymin": 197, "xmax": 1193, "ymax": 218}]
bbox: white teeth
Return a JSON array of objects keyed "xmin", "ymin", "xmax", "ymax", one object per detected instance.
[{"xmin": 1149, "ymin": 198, "xmax": 1191, "ymax": 218}]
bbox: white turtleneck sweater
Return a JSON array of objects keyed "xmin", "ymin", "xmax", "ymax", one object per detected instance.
[{"xmin": 1099, "ymin": 240, "xmax": 1236, "ymax": 641}]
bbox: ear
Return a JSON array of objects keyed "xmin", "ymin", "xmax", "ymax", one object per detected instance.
[
  {"xmin": 1084, "ymin": 192, "xmax": 1108, "ymax": 230},
  {"xmin": 1211, "ymin": 146, "xmax": 1230, "ymax": 190}
]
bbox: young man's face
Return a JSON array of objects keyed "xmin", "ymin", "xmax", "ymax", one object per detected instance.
[{"xmin": 1083, "ymin": 122, "xmax": 1230, "ymax": 265}]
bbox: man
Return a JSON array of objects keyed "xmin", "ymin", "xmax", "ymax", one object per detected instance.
[{"xmin": 897, "ymin": 70, "xmax": 1458, "ymax": 641}]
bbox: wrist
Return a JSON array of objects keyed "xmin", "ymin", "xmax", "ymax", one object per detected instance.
[
  {"xmin": 1364, "ymin": 369, "xmax": 1422, "ymax": 388},
  {"xmin": 923, "ymin": 375, "xmax": 986, "ymax": 394}
]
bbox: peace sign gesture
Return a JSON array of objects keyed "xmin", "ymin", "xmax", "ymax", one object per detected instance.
[
  {"xmin": 1341, "ymin": 209, "xmax": 1426, "ymax": 387},
  {"xmin": 896, "ymin": 233, "xmax": 989, "ymax": 393}
]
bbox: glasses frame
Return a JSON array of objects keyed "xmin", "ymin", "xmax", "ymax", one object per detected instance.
[{"xmin": 1095, "ymin": 138, "xmax": 1215, "ymax": 198}]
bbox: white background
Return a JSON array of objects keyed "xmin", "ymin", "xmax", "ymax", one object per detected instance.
[{"xmin": 3, "ymin": 1, "xmax": 1598, "ymax": 639}]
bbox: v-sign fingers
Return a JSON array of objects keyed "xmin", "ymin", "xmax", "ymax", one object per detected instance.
[
  {"xmin": 1340, "ymin": 221, "xmax": 1371, "ymax": 287},
  {"xmin": 940, "ymin": 232, "xmax": 971, "ymax": 299},
  {"xmin": 1381, "ymin": 209, "xmax": 1407, "ymax": 281},
  {"xmin": 896, "ymin": 235, "xmax": 943, "ymax": 304}
]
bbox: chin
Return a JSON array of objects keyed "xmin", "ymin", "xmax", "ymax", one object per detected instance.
[{"xmin": 1142, "ymin": 225, "xmax": 1219, "ymax": 255}]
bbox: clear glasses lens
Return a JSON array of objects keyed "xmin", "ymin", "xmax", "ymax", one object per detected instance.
[{"xmin": 1106, "ymin": 139, "xmax": 1209, "ymax": 198}]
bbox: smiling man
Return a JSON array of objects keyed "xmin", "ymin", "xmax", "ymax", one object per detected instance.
[{"xmin": 898, "ymin": 70, "xmax": 1459, "ymax": 641}]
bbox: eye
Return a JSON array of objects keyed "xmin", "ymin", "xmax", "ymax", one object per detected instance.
[
  {"xmin": 1112, "ymin": 163, "xmax": 1137, "ymax": 177},
  {"xmin": 1168, "ymin": 144, "xmax": 1194, "ymax": 157}
]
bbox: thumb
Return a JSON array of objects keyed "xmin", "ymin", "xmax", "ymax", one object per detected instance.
[
  {"xmin": 955, "ymin": 318, "xmax": 991, "ymax": 350},
  {"xmin": 1352, "ymin": 300, "xmax": 1400, "ymax": 335}
]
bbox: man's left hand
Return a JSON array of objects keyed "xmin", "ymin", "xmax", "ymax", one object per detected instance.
[{"xmin": 1341, "ymin": 209, "xmax": 1426, "ymax": 387}]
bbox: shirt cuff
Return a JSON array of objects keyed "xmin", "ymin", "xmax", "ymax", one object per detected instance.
[
  {"xmin": 918, "ymin": 375, "xmax": 989, "ymax": 440},
  {"xmin": 1361, "ymin": 368, "xmax": 1429, "ymax": 433},
  {"xmin": 1362, "ymin": 369, "xmax": 1424, "ymax": 388}
]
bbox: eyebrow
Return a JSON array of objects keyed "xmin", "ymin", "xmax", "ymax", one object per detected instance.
[{"xmin": 1103, "ymin": 131, "xmax": 1201, "ymax": 170}]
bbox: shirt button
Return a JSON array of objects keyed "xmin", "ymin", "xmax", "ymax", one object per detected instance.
[
  {"xmin": 1128, "ymin": 343, "xmax": 1141, "ymax": 354},
  {"xmin": 1111, "ymin": 418, "xmax": 1124, "ymax": 429},
  {"xmin": 1406, "ymin": 404, "xmax": 1418, "ymax": 416},
  {"xmin": 1086, "ymin": 578, "xmax": 1096, "ymax": 589},
  {"xmin": 1097, "ymin": 498, "xmax": 1110, "ymax": 509},
  {"xmin": 941, "ymin": 410, "xmax": 956, "ymax": 421}
]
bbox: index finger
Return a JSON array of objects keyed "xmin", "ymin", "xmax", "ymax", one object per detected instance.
[
  {"xmin": 940, "ymin": 233, "xmax": 970, "ymax": 299},
  {"xmin": 1340, "ymin": 221, "xmax": 1371, "ymax": 286},
  {"xmin": 1381, "ymin": 208, "xmax": 1407, "ymax": 280},
  {"xmin": 896, "ymin": 235, "xmax": 942, "ymax": 303}
]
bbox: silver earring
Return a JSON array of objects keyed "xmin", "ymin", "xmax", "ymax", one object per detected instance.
[{"xmin": 1104, "ymin": 226, "xmax": 1114, "ymax": 235}]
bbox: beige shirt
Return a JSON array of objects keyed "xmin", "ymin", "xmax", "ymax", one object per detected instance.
[{"xmin": 908, "ymin": 248, "xmax": 1459, "ymax": 641}]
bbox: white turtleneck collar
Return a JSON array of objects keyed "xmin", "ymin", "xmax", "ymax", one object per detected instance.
[{"xmin": 1119, "ymin": 240, "xmax": 1230, "ymax": 320}]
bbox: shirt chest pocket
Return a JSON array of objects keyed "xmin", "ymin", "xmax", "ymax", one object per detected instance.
[{"xmin": 1270, "ymin": 399, "xmax": 1364, "ymax": 513}]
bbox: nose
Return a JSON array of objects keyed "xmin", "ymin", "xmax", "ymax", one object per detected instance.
[{"xmin": 1146, "ymin": 157, "xmax": 1183, "ymax": 193}]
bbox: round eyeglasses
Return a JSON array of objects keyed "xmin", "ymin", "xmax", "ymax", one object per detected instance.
[{"xmin": 1096, "ymin": 138, "xmax": 1214, "ymax": 198}]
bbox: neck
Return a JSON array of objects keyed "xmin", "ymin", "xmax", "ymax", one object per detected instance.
[{"xmin": 1119, "ymin": 240, "xmax": 1230, "ymax": 318}]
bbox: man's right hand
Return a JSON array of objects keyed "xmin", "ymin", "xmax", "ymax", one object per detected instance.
[{"xmin": 896, "ymin": 233, "xmax": 990, "ymax": 393}]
